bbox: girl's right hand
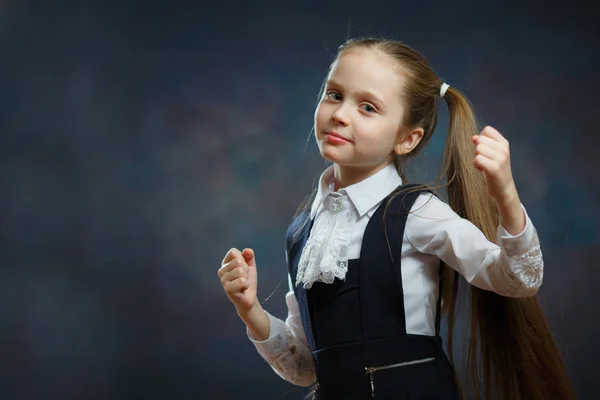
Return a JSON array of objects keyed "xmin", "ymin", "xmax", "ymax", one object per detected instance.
[{"xmin": 218, "ymin": 247, "xmax": 258, "ymax": 316}]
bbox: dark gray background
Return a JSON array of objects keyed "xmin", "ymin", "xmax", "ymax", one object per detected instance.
[{"xmin": 1, "ymin": 1, "xmax": 599, "ymax": 398}]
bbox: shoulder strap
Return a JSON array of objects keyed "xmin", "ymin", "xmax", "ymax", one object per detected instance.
[
  {"xmin": 284, "ymin": 210, "xmax": 316, "ymax": 350},
  {"xmin": 385, "ymin": 184, "xmax": 444, "ymax": 337}
]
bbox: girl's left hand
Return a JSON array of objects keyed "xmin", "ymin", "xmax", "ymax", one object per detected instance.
[{"xmin": 472, "ymin": 126, "xmax": 519, "ymax": 203}]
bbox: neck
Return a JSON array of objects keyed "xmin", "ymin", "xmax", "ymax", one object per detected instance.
[{"xmin": 332, "ymin": 161, "xmax": 391, "ymax": 191}]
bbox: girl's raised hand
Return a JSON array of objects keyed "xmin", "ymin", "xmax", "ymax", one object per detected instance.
[{"xmin": 472, "ymin": 126, "xmax": 519, "ymax": 203}]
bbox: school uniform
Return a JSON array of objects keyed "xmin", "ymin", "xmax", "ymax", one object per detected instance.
[{"xmin": 249, "ymin": 163, "xmax": 543, "ymax": 399}]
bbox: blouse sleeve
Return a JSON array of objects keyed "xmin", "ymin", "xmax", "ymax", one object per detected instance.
[
  {"xmin": 247, "ymin": 275, "xmax": 316, "ymax": 387},
  {"xmin": 405, "ymin": 193, "xmax": 543, "ymax": 298}
]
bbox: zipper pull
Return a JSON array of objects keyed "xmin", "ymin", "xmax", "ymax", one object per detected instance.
[
  {"xmin": 311, "ymin": 383, "xmax": 319, "ymax": 400},
  {"xmin": 365, "ymin": 367, "xmax": 376, "ymax": 398}
]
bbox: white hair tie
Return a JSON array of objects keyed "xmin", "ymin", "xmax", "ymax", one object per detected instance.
[{"xmin": 440, "ymin": 83, "xmax": 450, "ymax": 97}]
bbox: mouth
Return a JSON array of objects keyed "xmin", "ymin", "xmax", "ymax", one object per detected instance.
[{"xmin": 324, "ymin": 131, "xmax": 352, "ymax": 144}]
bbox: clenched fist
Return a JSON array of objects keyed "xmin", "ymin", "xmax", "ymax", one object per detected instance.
[
  {"xmin": 218, "ymin": 247, "xmax": 258, "ymax": 316},
  {"xmin": 472, "ymin": 126, "xmax": 519, "ymax": 204}
]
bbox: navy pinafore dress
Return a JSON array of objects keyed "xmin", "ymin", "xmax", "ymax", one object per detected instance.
[{"xmin": 286, "ymin": 185, "xmax": 460, "ymax": 399}]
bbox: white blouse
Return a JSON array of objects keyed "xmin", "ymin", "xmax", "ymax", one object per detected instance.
[{"xmin": 247, "ymin": 163, "xmax": 543, "ymax": 387}]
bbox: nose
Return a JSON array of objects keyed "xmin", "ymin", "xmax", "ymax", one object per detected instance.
[{"xmin": 332, "ymin": 104, "xmax": 350, "ymax": 126}]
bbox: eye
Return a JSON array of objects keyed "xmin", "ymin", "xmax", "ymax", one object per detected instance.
[
  {"xmin": 325, "ymin": 90, "xmax": 342, "ymax": 101},
  {"xmin": 360, "ymin": 104, "xmax": 376, "ymax": 113}
]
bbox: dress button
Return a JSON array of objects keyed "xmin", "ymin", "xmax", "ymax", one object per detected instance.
[{"xmin": 332, "ymin": 198, "xmax": 343, "ymax": 212}]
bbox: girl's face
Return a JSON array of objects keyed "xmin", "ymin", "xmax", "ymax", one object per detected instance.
[{"xmin": 314, "ymin": 48, "xmax": 407, "ymax": 176}]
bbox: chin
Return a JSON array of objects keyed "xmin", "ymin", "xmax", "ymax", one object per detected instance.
[
  {"xmin": 318, "ymin": 145, "xmax": 343, "ymax": 164},
  {"xmin": 320, "ymin": 151, "xmax": 360, "ymax": 170}
]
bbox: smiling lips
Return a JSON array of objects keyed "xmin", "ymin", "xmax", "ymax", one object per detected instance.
[{"xmin": 324, "ymin": 131, "xmax": 352, "ymax": 144}]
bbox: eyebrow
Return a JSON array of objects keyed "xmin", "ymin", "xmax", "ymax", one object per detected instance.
[{"xmin": 326, "ymin": 79, "xmax": 386, "ymax": 110}]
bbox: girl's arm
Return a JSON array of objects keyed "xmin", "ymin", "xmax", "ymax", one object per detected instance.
[
  {"xmin": 406, "ymin": 193, "xmax": 542, "ymax": 297},
  {"xmin": 246, "ymin": 275, "xmax": 316, "ymax": 387}
]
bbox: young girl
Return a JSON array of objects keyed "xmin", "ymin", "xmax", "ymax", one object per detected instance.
[{"xmin": 218, "ymin": 38, "xmax": 574, "ymax": 399}]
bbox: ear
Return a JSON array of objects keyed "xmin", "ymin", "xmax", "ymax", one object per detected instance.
[{"xmin": 394, "ymin": 127, "xmax": 424, "ymax": 155}]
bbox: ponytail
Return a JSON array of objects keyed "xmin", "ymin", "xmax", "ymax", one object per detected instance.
[{"xmin": 441, "ymin": 87, "xmax": 575, "ymax": 399}]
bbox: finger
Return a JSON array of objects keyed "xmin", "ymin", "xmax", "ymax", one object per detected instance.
[
  {"xmin": 224, "ymin": 277, "xmax": 250, "ymax": 295},
  {"xmin": 480, "ymin": 126, "xmax": 507, "ymax": 143},
  {"xmin": 474, "ymin": 134, "xmax": 505, "ymax": 149},
  {"xmin": 220, "ymin": 266, "xmax": 247, "ymax": 286},
  {"xmin": 221, "ymin": 247, "xmax": 241, "ymax": 265},
  {"xmin": 218, "ymin": 260, "xmax": 235, "ymax": 278},
  {"xmin": 476, "ymin": 135, "xmax": 509, "ymax": 163},
  {"xmin": 242, "ymin": 248, "xmax": 256, "ymax": 267},
  {"xmin": 218, "ymin": 257, "xmax": 248, "ymax": 277},
  {"xmin": 473, "ymin": 154, "xmax": 500, "ymax": 174},
  {"xmin": 224, "ymin": 267, "xmax": 248, "ymax": 281},
  {"xmin": 475, "ymin": 143, "xmax": 504, "ymax": 162}
]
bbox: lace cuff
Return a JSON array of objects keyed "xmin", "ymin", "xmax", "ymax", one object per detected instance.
[
  {"xmin": 493, "ymin": 207, "xmax": 544, "ymax": 297},
  {"xmin": 248, "ymin": 312, "xmax": 316, "ymax": 387}
]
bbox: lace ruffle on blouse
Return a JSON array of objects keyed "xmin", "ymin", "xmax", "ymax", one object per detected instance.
[{"xmin": 296, "ymin": 196, "xmax": 354, "ymax": 289}]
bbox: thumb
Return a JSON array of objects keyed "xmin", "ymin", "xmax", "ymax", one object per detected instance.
[{"xmin": 242, "ymin": 248, "xmax": 256, "ymax": 267}]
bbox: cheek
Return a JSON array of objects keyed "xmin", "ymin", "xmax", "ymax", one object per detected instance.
[
  {"xmin": 356, "ymin": 124, "xmax": 398, "ymax": 153},
  {"xmin": 314, "ymin": 103, "xmax": 327, "ymax": 129}
]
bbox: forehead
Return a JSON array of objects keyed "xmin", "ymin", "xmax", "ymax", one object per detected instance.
[{"xmin": 328, "ymin": 48, "xmax": 405, "ymax": 102}]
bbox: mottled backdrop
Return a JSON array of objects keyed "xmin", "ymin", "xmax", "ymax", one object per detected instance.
[{"xmin": 1, "ymin": 0, "xmax": 599, "ymax": 399}]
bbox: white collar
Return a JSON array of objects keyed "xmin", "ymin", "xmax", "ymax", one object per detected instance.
[{"xmin": 310, "ymin": 163, "xmax": 403, "ymax": 219}]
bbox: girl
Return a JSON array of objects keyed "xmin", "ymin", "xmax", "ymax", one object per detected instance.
[{"xmin": 218, "ymin": 38, "xmax": 574, "ymax": 399}]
